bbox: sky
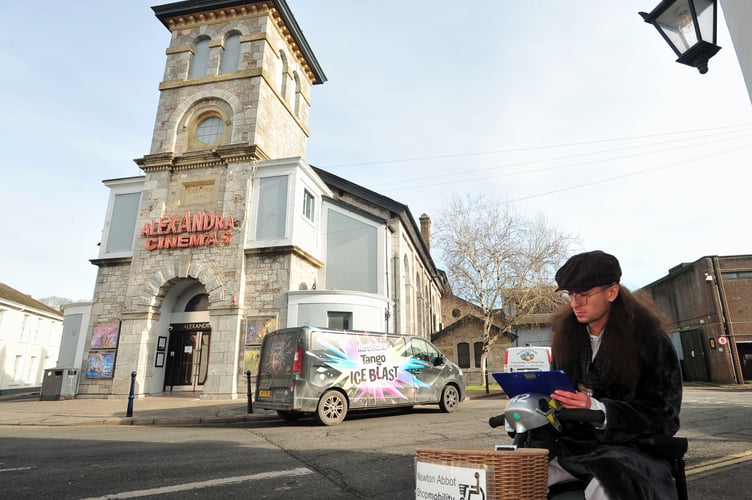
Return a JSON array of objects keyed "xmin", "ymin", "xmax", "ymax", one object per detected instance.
[{"xmin": 1, "ymin": 1, "xmax": 750, "ymax": 302}]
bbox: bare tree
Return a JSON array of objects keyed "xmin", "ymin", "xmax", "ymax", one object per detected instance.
[{"xmin": 433, "ymin": 194, "xmax": 578, "ymax": 382}]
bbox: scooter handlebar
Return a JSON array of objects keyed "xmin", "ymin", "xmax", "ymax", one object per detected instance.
[
  {"xmin": 488, "ymin": 414, "xmax": 506, "ymax": 428},
  {"xmin": 557, "ymin": 408, "xmax": 605, "ymax": 424}
]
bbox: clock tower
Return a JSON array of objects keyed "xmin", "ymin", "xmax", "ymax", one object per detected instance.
[{"xmin": 143, "ymin": 0, "xmax": 326, "ymax": 167}]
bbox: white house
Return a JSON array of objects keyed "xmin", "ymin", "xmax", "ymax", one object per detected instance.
[{"xmin": 0, "ymin": 283, "xmax": 63, "ymax": 395}]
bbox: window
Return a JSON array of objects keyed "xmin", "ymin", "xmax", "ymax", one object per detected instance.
[
  {"xmin": 219, "ymin": 32, "xmax": 240, "ymax": 74},
  {"xmin": 303, "ymin": 190, "xmax": 315, "ymax": 221},
  {"xmin": 196, "ymin": 116, "xmax": 224, "ymax": 144},
  {"xmin": 326, "ymin": 210, "xmax": 378, "ymax": 293},
  {"xmin": 20, "ymin": 314, "xmax": 30, "ymax": 341},
  {"xmin": 185, "ymin": 294, "xmax": 209, "ymax": 312},
  {"xmin": 457, "ymin": 342, "xmax": 470, "ymax": 369},
  {"xmin": 473, "ymin": 342, "xmax": 484, "ymax": 368},
  {"xmin": 328, "ymin": 311, "xmax": 352, "ymax": 330},
  {"xmin": 188, "ymin": 37, "xmax": 210, "ymax": 79},
  {"xmin": 293, "ymin": 71, "xmax": 301, "ymax": 116},
  {"xmin": 12, "ymin": 355, "xmax": 22, "ymax": 382},
  {"xmin": 256, "ymin": 176, "xmax": 288, "ymax": 240},
  {"xmin": 105, "ymin": 192, "xmax": 141, "ymax": 253},
  {"xmin": 27, "ymin": 356, "xmax": 37, "ymax": 382},
  {"xmin": 411, "ymin": 338, "xmax": 439, "ymax": 363},
  {"xmin": 722, "ymin": 271, "xmax": 752, "ymax": 279},
  {"xmin": 279, "ymin": 50, "xmax": 289, "ymax": 100}
]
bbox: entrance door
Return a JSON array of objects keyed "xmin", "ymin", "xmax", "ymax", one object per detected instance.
[
  {"xmin": 164, "ymin": 329, "xmax": 211, "ymax": 391},
  {"xmin": 737, "ymin": 342, "xmax": 752, "ymax": 382},
  {"xmin": 680, "ymin": 329, "xmax": 708, "ymax": 382}
]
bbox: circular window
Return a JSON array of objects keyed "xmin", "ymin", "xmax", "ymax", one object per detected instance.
[
  {"xmin": 196, "ymin": 116, "xmax": 224, "ymax": 144},
  {"xmin": 452, "ymin": 308, "xmax": 461, "ymax": 318}
]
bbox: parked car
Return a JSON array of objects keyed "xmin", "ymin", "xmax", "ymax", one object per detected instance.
[{"xmin": 254, "ymin": 327, "xmax": 466, "ymax": 425}]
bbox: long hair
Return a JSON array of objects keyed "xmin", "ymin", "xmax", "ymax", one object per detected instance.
[{"xmin": 551, "ymin": 285, "xmax": 671, "ymax": 387}]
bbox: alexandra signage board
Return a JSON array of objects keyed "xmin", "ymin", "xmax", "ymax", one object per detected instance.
[{"xmin": 140, "ymin": 211, "xmax": 235, "ymax": 250}]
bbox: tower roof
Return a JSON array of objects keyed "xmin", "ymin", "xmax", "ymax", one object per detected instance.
[{"xmin": 152, "ymin": 0, "xmax": 326, "ymax": 84}]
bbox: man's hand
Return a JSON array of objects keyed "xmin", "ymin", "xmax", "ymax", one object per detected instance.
[{"xmin": 551, "ymin": 389, "xmax": 592, "ymax": 409}]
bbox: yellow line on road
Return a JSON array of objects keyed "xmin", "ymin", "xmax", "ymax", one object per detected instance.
[{"xmin": 687, "ymin": 451, "xmax": 752, "ymax": 476}]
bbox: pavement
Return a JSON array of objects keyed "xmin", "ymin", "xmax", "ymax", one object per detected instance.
[
  {"xmin": 1, "ymin": 383, "xmax": 747, "ymax": 427},
  {"xmin": 0, "ymin": 389, "xmax": 505, "ymax": 427}
]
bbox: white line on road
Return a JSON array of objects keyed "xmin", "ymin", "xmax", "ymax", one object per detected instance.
[
  {"xmin": 81, "ymin": 467, "xmax": 313, "ymax": 499},
  {"xmin": 0, "ymin": 466, "xmax": 35, "ymax": 473}
]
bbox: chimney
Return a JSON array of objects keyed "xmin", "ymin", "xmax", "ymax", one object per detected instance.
[{"xmin": 419, "ymin": 213, "xmax": 431, "ymax": 253}]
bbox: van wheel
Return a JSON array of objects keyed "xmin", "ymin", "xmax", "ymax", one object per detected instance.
[
  {"xmin": 317, "ymin": 390, "xmax": 348, "ymax": 426},
  {"xmin": 276, "ymin": 410, "xmax": 302, "ymax": 421},
  {"xmin": 439, "ymin": 385, "xmax": 460, "ymax": 413}
]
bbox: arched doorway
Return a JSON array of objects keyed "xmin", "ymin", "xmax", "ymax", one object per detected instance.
[{"xmin": 164, "ymin": 287, "xmax": 211, "ymax": 393}]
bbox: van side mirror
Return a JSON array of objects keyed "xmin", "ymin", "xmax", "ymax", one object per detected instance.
[{"xmin": 433, "ymin": 354, "xmax": 445, "ymax": 367}]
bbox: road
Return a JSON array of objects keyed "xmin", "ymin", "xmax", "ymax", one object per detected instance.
[{"xmin": 0, "ymin": 386, "xmax": 750, "ymax": 499}]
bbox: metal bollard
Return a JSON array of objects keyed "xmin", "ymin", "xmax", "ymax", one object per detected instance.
[
  {"xmin": 127, "ymin": 371, "xmax": 136, "ymax": 417},
  {"xmin": 246, "ymin": 370, "xmax": 253, "ymax": 414}
]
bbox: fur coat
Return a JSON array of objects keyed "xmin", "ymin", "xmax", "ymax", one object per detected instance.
[{"xmin": 552, "ymin": 320, "xmax": 683, "ymax": 500}]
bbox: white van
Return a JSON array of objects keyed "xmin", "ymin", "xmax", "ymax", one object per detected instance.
[
  {"xmin": 503, "ymin": 346, "xmax": 552, "ymax": 372},
  {"xmin": 254, "ymin": 327, "xmax": 466, "ymax": 425}
]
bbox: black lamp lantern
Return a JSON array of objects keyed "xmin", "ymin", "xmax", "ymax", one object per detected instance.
[{"xmin": 639, "ymin": 0, "xmax": 721, "ymax": 74}]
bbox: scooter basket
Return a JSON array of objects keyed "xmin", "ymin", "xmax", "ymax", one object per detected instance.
[{"xmin": 416, "ymin": 448, "xmax": 549, "ymax": 500}]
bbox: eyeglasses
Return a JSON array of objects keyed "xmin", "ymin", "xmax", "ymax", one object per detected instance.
[{"xmin": 561, "ymin": 285, "xmax": 613, "ymax": 306}]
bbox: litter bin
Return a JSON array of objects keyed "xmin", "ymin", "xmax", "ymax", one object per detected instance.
[{"xmin": 40, "ymin": 368, "xmax": 79, "ymax": 400}]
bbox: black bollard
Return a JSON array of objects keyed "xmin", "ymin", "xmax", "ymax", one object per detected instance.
[
  {"xmin": 127, "ymin": 371, "xmax": 136, "ymax": 417},
  {"xmin": 246, "ymin": 370, "xmax": 253, "ymax": 414}
]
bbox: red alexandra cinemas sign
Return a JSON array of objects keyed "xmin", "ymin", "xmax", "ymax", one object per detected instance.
[{"xmin": 141, "ymin": 211, "xmax": 234, "ymax": 251}]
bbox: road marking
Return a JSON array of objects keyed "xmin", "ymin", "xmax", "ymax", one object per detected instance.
[
  {"xmin": 81, "ymin": 467, "xmax": 313, "ymax": 499},
  {"xmin": 686, "ymin": 451, "xmax": 752, "ymax": 476},
  {"xmin": 0, "ymin": 466, "xmax": 35, "ymax": 473}
]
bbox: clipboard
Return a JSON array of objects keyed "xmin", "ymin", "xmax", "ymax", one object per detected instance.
[{"xmin": 492, "ymin": 370, "xmax": 576, "ymax": 398}]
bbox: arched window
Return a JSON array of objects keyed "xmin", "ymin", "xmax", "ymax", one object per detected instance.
[
  {"xmin": 293, "ymin": 71, "xmax": 301, "ymax": 116},
  {"xmin": 457, "ymin": 342, "xmax": 470, "ymax": 369},
  {"xmin": 473, "ymin": 342, "xmax": 484, "ymax": 368},
  {"xmin": 279, "ymin": 50, "xmax": 289, "ymax": 101},
  {"xmin": 188, "ymin": 37, "xmax": 210, "ymax": 79},
  {"xmin": 219, "ymin": 32, "xmax": 241, "ymax": 74},
  {"xmin": 403, "ymin": 255, "xmax": 411, "ymax": 334},
  {"xmin": 185, "ymin": 293, "xmax": 209, "ymax": 312}
]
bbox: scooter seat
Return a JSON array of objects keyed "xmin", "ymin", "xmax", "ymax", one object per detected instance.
[{"xmin": 637, "ymin": 436, "xmax": 688, "ymax": 460}]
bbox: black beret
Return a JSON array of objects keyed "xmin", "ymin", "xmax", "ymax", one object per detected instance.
[{"xmin": 555, "ymin": 250, "xmax": 622, "ymax": 292}]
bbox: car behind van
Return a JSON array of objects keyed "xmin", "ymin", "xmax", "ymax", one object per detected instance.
[
  {"xmin": 254, "ymin": 327, "xmax": 466, "ymax": 425},
  {"xmin": 503, "ymin": 346, "xmax": 552, "ymax": 372}
]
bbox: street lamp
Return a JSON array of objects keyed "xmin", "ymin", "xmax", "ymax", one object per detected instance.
[{"xmin": 639, "ymin": 0, "xmax": 721, "ymax": 74}]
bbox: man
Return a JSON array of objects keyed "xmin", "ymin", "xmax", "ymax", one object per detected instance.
[{"xmin": 548, "ymin": 250, "xmax": 682, "ymax": 500}]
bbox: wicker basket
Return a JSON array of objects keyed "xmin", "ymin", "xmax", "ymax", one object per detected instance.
[{"xmin": 415, "ymin": 447, "xmax": 549, "ymax": 500}]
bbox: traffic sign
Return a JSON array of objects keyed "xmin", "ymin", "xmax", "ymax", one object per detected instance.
[{"xmin": 718, "ymin": 336, "xmax": 728, "ymax": 346}]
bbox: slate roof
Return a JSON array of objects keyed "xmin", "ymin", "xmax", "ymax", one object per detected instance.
[{"xmin": 0, "ymin": 282, "xmax": 63, "ymax": 317}]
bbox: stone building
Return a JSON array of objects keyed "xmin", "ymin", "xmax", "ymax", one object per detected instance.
[
  {"xmin": 644, "ymin": 254, "xmax": 752, "ymax": 384},
  {"xmin": 76, "ymin": 0, "xmax": 445, "ymax": 399},
  {"xmin": 432, "ymin": 292, "xmax": 555, "ymax": 386}
]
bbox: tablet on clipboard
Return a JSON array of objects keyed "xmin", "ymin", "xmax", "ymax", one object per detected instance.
[{"xmin": 492, "ymin": 370, "xmax": 576, "ymax": 398}]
